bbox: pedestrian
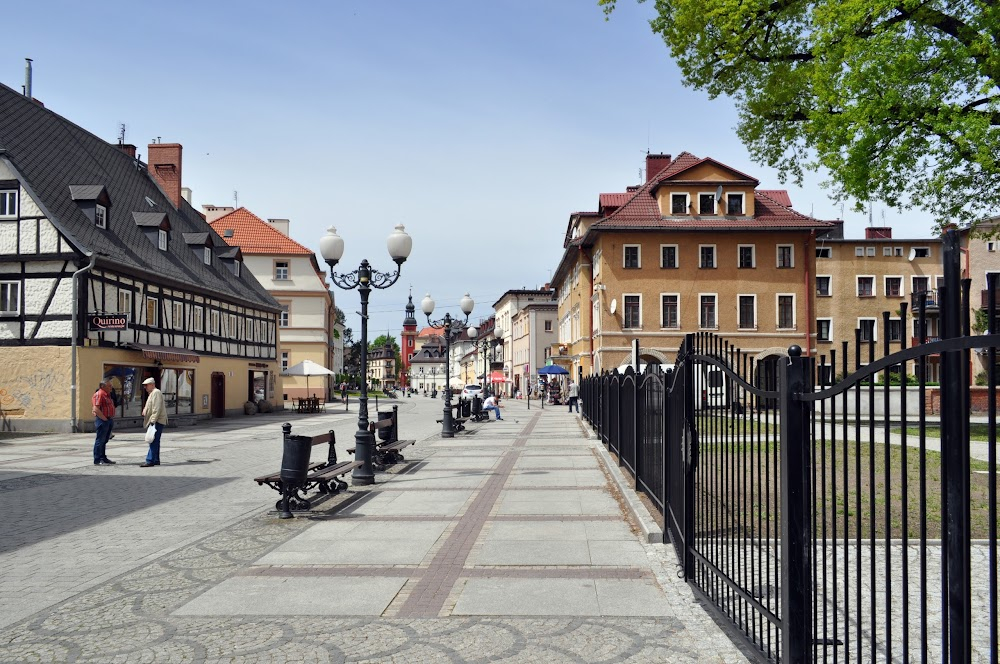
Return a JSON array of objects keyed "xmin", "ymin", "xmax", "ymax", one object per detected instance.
[
  {"xmin": 91, "ymin": 381, "xmax": 116, "ymax": 465},
  {"xmin": 140, "ymin": 377, "xmax": 167, "ymax": 467},
  {"xmin": 340, "ymin": 381, "xmax": 348, "ymax": 401},
  {"xmin": 568, "ymin": 379, "xmax": 580, "ymax": 413},
  {"xmin": 482, "ymin": 394, "xmax": 503, "ymax": 421}
]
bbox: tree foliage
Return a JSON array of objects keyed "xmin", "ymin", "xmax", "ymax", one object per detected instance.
[{"xmin": 600, "ymin": 0, "xmax": 1000, "ymax": 229}]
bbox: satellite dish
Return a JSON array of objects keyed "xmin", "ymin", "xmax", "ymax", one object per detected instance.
[
  {"xmin": 609, "ymin": 298, "xmax": 618, "ymax": 315},
  {"xmin": 907, "ymin": 248, "xmax": 917, "ymax": 261},
  {"xmin": 715, "ymin": 185, "xmax": 724, "ymax": 202}
]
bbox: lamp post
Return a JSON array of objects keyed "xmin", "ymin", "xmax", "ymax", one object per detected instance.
[
  {"xmin": 320, "ymin": 224, "xmax": 412, "ymax": 485},
  {"xmin": 469, "ymin": 323, "xmax": 503, "ymax": 396},
  {"xmin": 422, "ymin": 292, "xmax": 474, "ymax": 437}
]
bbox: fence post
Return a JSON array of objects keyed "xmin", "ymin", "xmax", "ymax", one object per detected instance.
[
  {"xmin": 940, "ymin": 228, "xmax": 971, "ymax": 662},
  {"xmin": 779, "ymin": 345, "xmax": 812, "ymax": 662},
  {"xmin": 682, "ymin": 334, "xmax": 697, "ymax": 580}
]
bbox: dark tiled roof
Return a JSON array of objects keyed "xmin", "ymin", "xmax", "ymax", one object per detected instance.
[
  {"xmin": 69, "ymin": 184, "xmax": 108, "ymax": 201},
  {"xmin": 183, "ymin": 232, "xmax": 211, "ymax": 245},
  {"xmin": 0, "ymin": 83, "xmax": 277, "ymax": 311},
  {"xmin": 132, "ymin": 211, "xmax": 168, "ymax": 227}
]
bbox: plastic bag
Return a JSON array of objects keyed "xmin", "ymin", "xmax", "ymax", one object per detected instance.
[{"xmin": 144, "ymin": 424, "xmax": 156, "ymax": 443}]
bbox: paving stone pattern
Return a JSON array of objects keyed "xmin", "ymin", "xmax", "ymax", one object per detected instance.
[{"xmin": 0, "ymin": 399, "xmax": 748, "ymax": 662}]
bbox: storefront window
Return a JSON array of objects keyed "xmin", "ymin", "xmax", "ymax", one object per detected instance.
[{"xmin": 102, "ymin": 365, "xmax": 195, "ymax": 417}]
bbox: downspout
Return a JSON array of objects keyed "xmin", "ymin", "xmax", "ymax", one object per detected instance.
[
  {"xmin": 586, "ymin": 245, "xmax": 594, "ymax": 377},
  {"xmin": 804, "ymin": 231, "xmax": 814, "ymax": 357},
  {"xmin": 70, "ymin": 253, "xmax": 98, "ymax": 433}
]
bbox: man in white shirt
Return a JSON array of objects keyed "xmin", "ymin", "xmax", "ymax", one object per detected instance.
[
  {"xmin": 140, "ymin": 377, "xmax": 168, "ymax": 467},
  {"xmin": 482, "ymin": 394, "xmax": 502, "ymax": 421}
]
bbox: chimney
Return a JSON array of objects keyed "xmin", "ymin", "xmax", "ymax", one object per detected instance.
[
  {"xmin": 865, "ymin": 227, "xmax": 892, "ymax": 239},
  {"xmin": 201, "ymin": 205, "xmax": 234, "ymax": 223},
  {"xmin": 24, "ymin": 58, "xmax": 32, "ymax": 99},
  {"xmin": 147, "ymin": 142, "xmax": 183, "ymax": 208},
  {"xmin": 181, "ymin": 187, "xmax": 192, "ymax": 204},
  {"xmin": 267, "ymin": 218, "xmax": 290, "ymax": 236},
  {"xmin": 115, "ymin": 143, "xmax": 137, "ymax": 159},
  {"xmin": 645, "ymin": 153, "xmax": 672, "ymax": 182}
]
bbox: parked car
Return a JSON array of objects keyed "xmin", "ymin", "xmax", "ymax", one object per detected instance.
[{"xmin": 461, "ymin": 384, "xmax": 483, "ymax": 400}]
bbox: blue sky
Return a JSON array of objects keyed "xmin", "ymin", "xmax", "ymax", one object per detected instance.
[{"xmin": 4, "ymin": 0, "xmax": 936, "ymax": 339}]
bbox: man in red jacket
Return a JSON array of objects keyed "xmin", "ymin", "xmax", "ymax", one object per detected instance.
[{"xmin": 91, "ymin": 382, "xmax": 116, "ymax": 465}]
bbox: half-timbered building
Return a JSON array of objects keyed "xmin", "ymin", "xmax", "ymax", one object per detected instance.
[{"xmin": 0, "ymin": 83, "xmax": 280, "ymax": 432}]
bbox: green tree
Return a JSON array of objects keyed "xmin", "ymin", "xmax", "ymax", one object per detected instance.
[{"xmin": 600, "ymin": 0, "xmax": 1000, "ymax": 229}]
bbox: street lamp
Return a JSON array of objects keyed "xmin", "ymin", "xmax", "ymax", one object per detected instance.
[
  {"xmin": 469, "ymin": 323, "xmax": 503, "ymax": 396},
  {"xmin": 320, "ymin": 224, "xmax": 412, "ymax": 485},
  {"xmin": 422, "ymin": 292, "xmax": 474, "ymax": 437}
]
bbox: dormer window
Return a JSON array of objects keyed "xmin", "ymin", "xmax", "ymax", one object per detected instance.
[
  {"xmin": 95, "ymin": 204, "xmax": 107, "ymax": 229},
  {"xmin": 0, "ymin": 190, "xmax": 17, "ymax": 218},
  {"xmin": 671, "ymin": 193, "xmax": 689, "ymax": 214},
  {"xmin": 727, "ymin": 193, "xmax": 744, "ymax": 215},
  {"xmin": 158, "ymin": 228, "xmax": 168, "ymax": 250},
  {"xmin": 203, "ymin": 246, "xmax": 212, "ymax": 265},
  {"xmin": 234, "ymin": 260, "xmax": 241, "ymax": 277}
]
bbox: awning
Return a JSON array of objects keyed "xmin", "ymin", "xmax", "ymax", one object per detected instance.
[
  {"xmin": 489, "ymin": 370, "xmax": 509, "ymax": 383},
  {"xmin": 128, "ymin": 343, "xmax": 201, "ymax": 363}
]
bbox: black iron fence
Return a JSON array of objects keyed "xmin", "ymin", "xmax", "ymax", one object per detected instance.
[{"xmin": 581, "ymin": 230, "xmax": 999, "ymax": 663}]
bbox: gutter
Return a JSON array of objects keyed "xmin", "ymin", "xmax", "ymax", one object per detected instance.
[{"xmin": 70, "ymin": 252, "xmax": 98, "ymax": 432}]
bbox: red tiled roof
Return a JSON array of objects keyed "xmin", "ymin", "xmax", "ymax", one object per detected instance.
[
  {"xmin": 208, "ymin": 208, "xmax": 314, "ymax": 255},
  {"xmin": 592, "ymin": 154, "xmax": 831, "ymax": 232},
  {"xmin": 599, "ymin": 193, "xmax": 630, "ymax": 208},
  {"xmin": 418, "ymin": 326, "xmax": 444, "ymax": 337},
  {"xmin": 759, "ymin": 189, "xmax": 792, "ymax": 207}
]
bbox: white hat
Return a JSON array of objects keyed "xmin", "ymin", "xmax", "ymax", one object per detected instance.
[{"xmin": 142, "ymin": 377, "xmax": 156, "ymax": 385}]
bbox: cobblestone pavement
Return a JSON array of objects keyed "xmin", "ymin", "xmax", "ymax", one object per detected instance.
[{"xmin": 0, "ymin": 398, "xmax": 749, "ymax": 662}]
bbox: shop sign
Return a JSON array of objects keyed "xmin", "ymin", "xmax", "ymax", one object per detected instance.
[{"xmin": 88, "ymin": 314, "xmax": 128, "ymax": 331}]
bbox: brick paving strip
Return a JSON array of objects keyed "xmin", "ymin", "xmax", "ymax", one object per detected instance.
[{"xmin": 394, "ymin": 412, "xmax": 542, "ymax": 618}]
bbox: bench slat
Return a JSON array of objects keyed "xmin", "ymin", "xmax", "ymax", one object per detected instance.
[
  {"xmin": 308, "ymin": 460, "xmax": 363, "ymax": 481},
  {"xmin": 254, "ymin": 461, "xmax": 325, "ymax": 484}
]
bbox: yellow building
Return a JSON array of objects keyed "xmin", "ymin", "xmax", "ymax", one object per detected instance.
[{"xmin": 551, "ymin": 152, "xmax": 834, "ymax": 377}]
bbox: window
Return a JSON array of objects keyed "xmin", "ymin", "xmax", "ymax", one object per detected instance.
[
  {"xmin": 210, "ymin": 310, "xmax": 220, "ymax": 335},
  {"xmin": 623, "ymin": 245, "xmax": 640, "ymax": 269},
  {"xmin": 738, "ymin": 245, "xmax": 755, "ymax": 269},
  {"xmin": 671, "ymin": 193, "xmax": 689, "ymax": 214},
  {"xmin": 912, "ymin": 276, "xmax": 930, "ymax": 293},
  {"xmin": 817, "ymin": 318, "xmax": 832, "ymax": 342},
  {"xmin": 699, "ymin": 295, "xmax": 717, "ymax": 329},
  {"xmin": 777, "ymin": 245, "xmax": 793, "ymax": 268},
  {"xmin": 699, "ymin": 245, "xmax": 716, "ymax": 269},
  {"xmin": 817, "ymin": 364, "xmax": 835, "ymax": 386},
  {"xmin": 660, "ymin": 244, "xmax": 678, "ymax": 269},
  {"xmin": 912, "ymin": 247, "xmax": 931, "ymax": 258},
  {"xmin": 867, "ymin": 247, "xmax": 876, "ymax": 257},
  {"xmin": 0, "ymin": 281, "xmax": 19, "ymax": 315},
  {"xmin": 858, "ymin": 318, "xmax": 877, "ymax": 343},
  {"xmin": 234, "ymin": 260, "xmax": 241, "ymax": 277},
  {"xmin": 855, "ymin": 247, "xmax": 865, "ymax": 257},
  {"xmin": 883, "ymin": 247, "xmax": 893, "ymax": 257},
  {"xmin": 699, "ymin": 193, "xmax": 715, "ymax": 215},
  {"xmin": 857, "ymin": 276, "xmax": 875, "ymax": 297},
  {"xmin": 203, "ymin": 246, "xmax": 211, "ymax": 265},
  {"xmin": 279, "ymin": 304, "xmax": 289, "ymax": 327},
  {"xmin": 275, "ymin": 261, "xmax": 289, "ymax": 280},
  {"xmin": 894, "ymin": 247, "xmax": 904, "ymax": 257},
  {"xmin": 885, "ymin": 276, "xmax": 903, "ymax": 297},
  {"xmin": 777, "ymin": 295, "xmax": 795, "ymax": 329},
  {"xmin": 661, "ymin": 294, "xmax": 679, "ymax": 328},
  {"xmin": 228, "ymin": 314, "xmax": 237, "ymax": 338},
  {"xmin": 281, "ymin": 352, "xmax": 289, "ymax": 372},
  {"xmin": 172, "ymin": 302, "xmax": 183, "ymax": 328},
  {"xmin": 157, "ymin": 229, "xmax": 167, "ymax": 251},
  {"xmin": 623, "ymin": 295, "xmax": 641, "ymax": 329},
  {"xmin": 592, "ymin": 249, "xmax": 601, "ymax": 277},
  {"xmin": 888, "ymin": 318, "xmax": 903, "ymax": 342},
  {"xmin": 989, "ymin": 242, "xmax": 997, "ymax": 253},
  {"xmin": 816, "ymin": 276, "xmax": 831, "ymax": 297},
  {"xmin": 544, "ymin": 320, "xmax": 552, "ymax": 332},
  {"xmin": 738, "ymin": 295, "xmax": 756, "ymax": 329},
  {"xmin": 727, "ymin": 193, "xmax": 744, "ymax": 215},
  {"xmin": 816, "ymin": 247, "xmax": 832, "ymax": 259},
  {"xmin": 0, "ymin": 190, "xmax": 16, "ymax": 218},
  {"xmin": 119, "ymin": 290, "xmax": 133, "ymax": 319},
  {"xmin": 95, "ymin": 204, "xmax": 107, "ymax": 229},
  {"xmin": 146, "ymin": 297, "xmax": 158, "ymax": 326},
  {"xmin": 193, "ymin": 306, "xmax": 204, "ymax": 333}
]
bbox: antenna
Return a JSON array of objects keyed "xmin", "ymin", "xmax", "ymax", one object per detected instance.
[
  {"xmin": 118, "ymin": 123, "xmax": 126, "ymax": 145},
  {"xmin": 233, "ymin": 190, "xmax": 238, "ymax": 208},
  {"xmin": 868, "ymin": 202, "xmax": 873, "ymax": 226}
]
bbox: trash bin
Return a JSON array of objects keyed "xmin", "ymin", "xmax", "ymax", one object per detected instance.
[
  {"xmin": 280, "ymin": 434, "xmax": 312, "ymax": 488},
  {"xmin": 377, "ymin": 410, "xmax": 393, "ymax": 441},
  {"xmin": 461, "ymin": 399, "xmax": 471, "ymax": 418},
  {"xmin": 472, "ymin": 395, "xmax": 482, "ymax": 416}
]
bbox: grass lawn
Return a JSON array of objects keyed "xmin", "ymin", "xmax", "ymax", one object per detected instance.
[{"xmin": 892, "ymin": 422, "xmax": 998, "ymax": 443}]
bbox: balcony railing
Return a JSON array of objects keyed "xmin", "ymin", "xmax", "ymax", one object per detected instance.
[{"xmin": 910, "ymin": 289, "xmax": 939, "ymax": 311}]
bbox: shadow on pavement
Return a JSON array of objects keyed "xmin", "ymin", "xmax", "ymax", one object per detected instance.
[{"xmin": 0, "ymin": 470, "xmax": 234, "ymax": 555}]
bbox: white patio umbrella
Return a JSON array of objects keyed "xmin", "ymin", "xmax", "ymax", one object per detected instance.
[{"xmin": 281, "ymin": 359, "xmax": 336, "ymax": 397}]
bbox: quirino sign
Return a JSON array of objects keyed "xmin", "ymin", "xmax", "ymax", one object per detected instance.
[{"xmin": 87, "ymin": 314, "xmax": 129, "ymax": 331}]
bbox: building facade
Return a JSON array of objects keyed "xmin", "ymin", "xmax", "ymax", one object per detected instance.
[
  {"xmin": 492, "ymin": 288, "xmax": 556, "ymax": 396},
  {"xmin": 207, "ymin": 208, "xmax": 336, "ymax": 402},
  {"xmin": 0, "ymin": 84, "xmax": 280, "ymax": 431}
]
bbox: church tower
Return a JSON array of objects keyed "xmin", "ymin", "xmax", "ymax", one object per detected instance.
[{"xmin": 400, "ymin": 291, "xmax": 418, "ymax": 388}]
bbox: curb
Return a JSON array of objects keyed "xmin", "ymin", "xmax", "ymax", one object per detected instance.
[{"xmin": 592, "ymin": 437, "xmax": 664, "ymax": 545}]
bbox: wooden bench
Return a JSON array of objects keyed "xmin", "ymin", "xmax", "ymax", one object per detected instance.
[
  {"xmin": 347, "ymin": 405, "xmax": 416, "ymax": 467},
  {"xmin": 253, "ymin": 425, "xmax": 362, "ymax": 512},
  {"xmin": 436, "ymin": 399, "xmax": 470, "ymax": 431}
]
